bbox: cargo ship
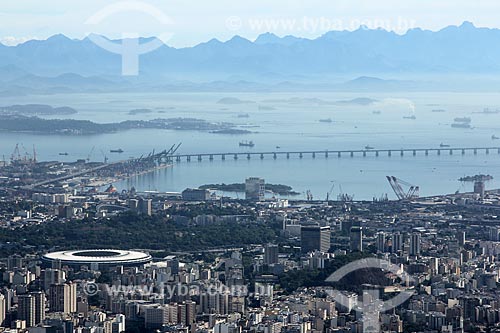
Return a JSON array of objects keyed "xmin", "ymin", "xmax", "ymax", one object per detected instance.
[
  {"xmin": 239, "ymin": 141, "xmax": 255, "ymax": 148},
  {"xmin": 110, "ymin": 149, "xmax": 124, "ymax": 153},
  {"xmin": 403, "ymin": 115, "xmax": 416, "ymax": 120},
  {"xmin": 454, "ymin": 117, "xmax": 471, "ymax": 123},
  {"xmin": 319, "ymin": 118, "xmax": 333, "ymax": 123},
  {"xmin": 451, "ymin": 123, "xmax": 471, "ymax": 129}
]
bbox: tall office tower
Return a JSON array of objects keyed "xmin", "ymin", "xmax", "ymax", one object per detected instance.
[
  {"xmin": 31, "ymin": 292, "xmax": 46, "ymax": 326},
  {"xmin": 245, "ymin": 177, "xmax": 265, "ymax": 201},
  {"xmin": 301, "ymin": 225, "xmax": 331, "ymax": 253},
  {"xmin": 377, "ymin": 233, "xmax": 386, "ymax": 253},
  {"xmin": 392, "ymin": 232, "xmax": 403, "ymax": 253},
  {"xmin": 17, "ymin": 295, "xmax": 35, "ymax": 327},
  {"xmin": 49, "ymin": 283, "xmax": 76, "ymax": 314},
  {"xmin": 349, "ymin": 226, "xmax": 363, "ymax": 252},
  {"xmin": 410, "ymin": 233, "xmax": 421, "ymax": 256},
  {"xmin": 264, "ymin": 244, "xmax": 279, "ymax": 265},
  {"xmin": 456, "ymin": 231, "xmax": 466, "ymax": 247}
]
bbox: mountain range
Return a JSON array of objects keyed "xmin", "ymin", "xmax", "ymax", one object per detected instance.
[{"xmin": 1, "ymin": 22, "xmax": 500, "ymax": 94}]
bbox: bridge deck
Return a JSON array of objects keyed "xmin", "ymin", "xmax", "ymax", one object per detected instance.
[{"xmin": 171, "ymin": 147, "xmax": 500, "ymax": 160}]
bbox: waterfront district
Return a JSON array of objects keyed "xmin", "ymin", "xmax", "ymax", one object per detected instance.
[{"xmin": 1, "ymin": 150, "xmax": 500, "ymax": 333}]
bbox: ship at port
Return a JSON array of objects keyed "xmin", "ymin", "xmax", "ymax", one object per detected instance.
[
  {"xmin": 492, "ymin": 135, "xmax": 500, "ymax": 140},
  {"xmin": 59, "ymin": 152, "xmax": 69, "ymax": 156},
  {"xmin": 440, "ymin": 143, "xmax": 450, "ymax": 148},
  {"xmin": 454, "ymin": 117, "xmax": 471, "ymax": 123},
  {"xmin": 478, "ymin": 108, "xmax": 500, "ymax": 114},
  {"xmin": 403, "ymin": 115, "xmax": 416, "ymax": 120},
  {"xmin": 239, "ymin": 141, "xmax": 255, "ymax": 148},
  {"xmin": 365, "ymin": 145, "xmax": 375, "ymax": 150},
  {"xmin": 451, "ymin": 123, "xmax": 472, "ymax": 129},
  {"xmin": 319, "ymin": 118, "xmax": 333, "ymax": 123},
  {"xmin": 110, "ymin": 149, "xmax": 124, "ymax": 153}
]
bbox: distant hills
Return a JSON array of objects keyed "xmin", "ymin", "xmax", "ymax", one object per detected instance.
[{"xmin": 2, "ymin": 22, "xmax": 500, "ymax": 94}]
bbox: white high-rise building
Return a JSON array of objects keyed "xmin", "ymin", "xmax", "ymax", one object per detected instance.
[
  {"xmin": 0, "ymin": 294, "xmax": 5, "ymax": 327},
  {"xmin": 49, "ymin": 283, "xmax": 76, "ymax": 314}
]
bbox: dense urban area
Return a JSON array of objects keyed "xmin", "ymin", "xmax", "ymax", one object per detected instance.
[{"xmin": 0, "ymin": 152, "xmax": 500, "ymax": 333}]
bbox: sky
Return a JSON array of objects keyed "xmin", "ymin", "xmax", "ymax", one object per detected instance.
[{"xmin": 1, "ymin": 0, "xmax": 499, "ymax": 47}]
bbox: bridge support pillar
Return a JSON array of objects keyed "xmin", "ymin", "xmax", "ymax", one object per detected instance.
[
  {"xmin": 312, "ymin": 152, "xmax": 316, "ymax": 158},
  {"xmin": 222, "ymin": 154, "xmax": 225, "ymax": 161},
  {"xmin": 438, "ymin": 150, "xmax": 441, "ymax": 155},
  {"xmin": 350, "ymin": 151, "xmax": 354, "ymax": 157},
  {"xmin": 260, "ymin": 154, "xmax": 264, "ymax": 159},
  {"xmin": 273, "ymin": 153, "xmax": 277, "ymax": 159},
  {"xmin": 187, "ymin": 156, "xmax": 191, "ymax": 162},
  {"xmin": 247, "ymin": 153, "xmax": 251, "ymax": 160},
  {"xmin": 286, "ymin": 153, "xmax": 290, "ymax": 159},
  {"xmin": 388, "ymin": 150, "xmax": 392, "ymax": 157},
  {"xmin": 413, "ymin": 150, "xmax": 416, "ymax": 156},
  {"xmin": 474, "ymin": 149, "xmax": 477, "ymax": 155},
  {"xmin": 325, "ymin": 151, "xmax": 328, "ymax": 158},
  {"xmin": 425, "ymin": 150, "xmax": 428, "ymax": 156},
  {"xmin": 486, "ymin": 148, "xmax": 490, "ymax": 154},
  {"xmin": 363, "ymin": 151, "xmax": 366, "ymax": 157},
  {"xmin": 498, "ymin": 148, "xmax": 500, "ymax": 154},
  {"xmin": 376, "ymin": 151, "xmax": 379, "ymax": 157},
  {"xmin": 234, "ymin": 154, "xmax": 238, "ymax": 160},
  {"xmin": 299, "ymin": 153, "xmax": 303, "ymax": 159},
  {"xmin": 198, "ymin": 155, "xmax": 202, "ymax": 161},
  {"xmin": 209, "ymin": 155, "xmax": 213, "ymax": 161},
  {"xmin": 449, "ymin": 150, "xmax": 453, "ymax": 155},
  {"xmin": 176, "ymin": 156, "xmax": 181, "ymax": 162},
  {"xmin": 400, "ymin": 150, "xmax": 404, "ymax": 156},
  {"xmin": 462, "ymin": 149, "xmax": 465, "ymax": 155},
  {"xmin": 338, "ymin": 152, "xmax": 341, "ymax": 157}
]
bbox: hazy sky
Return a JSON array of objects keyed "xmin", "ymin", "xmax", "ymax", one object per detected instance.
[{"xmin": 1, "ymin": 0, "xmax": 499, "ymax": 47}]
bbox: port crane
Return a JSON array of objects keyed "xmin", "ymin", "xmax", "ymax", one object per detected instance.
[
  {"xmin": 10, "ymin": 143, "xmax": 36, "ymax": 165},
  {"xmin": 87, "ymin": 146, "xmax": 96, "ymax": 162},
  {"xmin": 100, "ymin": 150, "xmax": 108, "ymax": 164},
  {"xmin": 11, "ymin": 144, "xmax": 21, "ymax": 163},
  {"xmin": 326, "ymin": 181, "xmax": 335, "ymax": 202},
  {"xmin": 386, "ymin": 176, "xmax": 419, "ymax": 200}
]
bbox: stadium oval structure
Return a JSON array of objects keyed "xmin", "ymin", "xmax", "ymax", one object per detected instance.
[{"xmin": 42, "ymin": 249, "xmax": 152, "ymax": 269}]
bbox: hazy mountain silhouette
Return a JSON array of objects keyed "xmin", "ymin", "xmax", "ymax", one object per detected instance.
[
  {"xmin": 1, "ymin": 22, "xmax": 500, "ymax": 95},
  {"xmin": 0, "ymin": 22, "xmax": 498, "ymax": 79}
]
